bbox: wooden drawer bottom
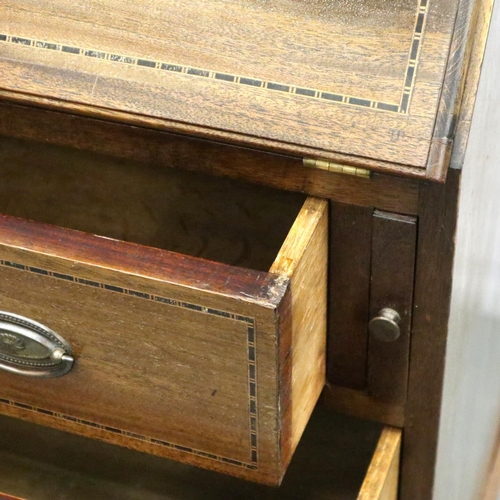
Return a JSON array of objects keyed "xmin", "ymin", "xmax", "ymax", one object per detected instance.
[{"xmin": 0, "ymin": 408, "xmax": 400, "ymax": 500}]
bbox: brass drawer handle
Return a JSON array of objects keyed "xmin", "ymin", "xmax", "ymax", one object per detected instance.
[{"xmin": 0, "ymin": 312, "xmax": 74, "ymax": 378}]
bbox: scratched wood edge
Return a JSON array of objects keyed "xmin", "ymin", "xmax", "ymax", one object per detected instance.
[
  {"xmin": 357, "ymin": 427, "xmax": 402, "ymax": 500},
  {"xmin": 270, "ymin": 198, "xmax": 328, "ymax": 277},
  {"xmin": 427, "ymin": 0, "xmax": 492, "ymax": 181},
  {"xmin": 450, "ymin": 0, "xmax": 496, "ymax": 170},
  {"xmin": 0, "ymin": 214, "xmax": 287, "ymax": 308},
  {"xmin": 0, "ymin": 102, "xmax": 421, "ymax": 215},
  {"xmin": 0, "ymin": 89, "xmax": 429, "ymax": 181},
  {"xmin": 271, "ymin": 198, "xmax": 328, "ymax": 477},
  {"xmin": 321, "ymin": 384, "xmax": 405, "ymax": 427}
]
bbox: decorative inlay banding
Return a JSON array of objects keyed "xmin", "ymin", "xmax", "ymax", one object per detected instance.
[
  {"xmin": 0, "ymin": 0, "xmax": 429, "ymax": 114},
  {"xmin": 0, "ymin": 259, "xmax": 259, "ymax": 470}
]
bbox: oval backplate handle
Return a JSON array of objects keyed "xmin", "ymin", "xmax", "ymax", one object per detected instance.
[{"xmin": 0, "ymin": 311, "xmax": 74, "ymax": 378}]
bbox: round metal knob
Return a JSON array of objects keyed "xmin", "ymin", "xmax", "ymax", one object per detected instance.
[{"xmin": 369, "ymin": 308, "xmax": 401, "ymax": 342}]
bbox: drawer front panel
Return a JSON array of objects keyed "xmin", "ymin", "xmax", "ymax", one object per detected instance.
[
  {"xmin": 0, "ymin": 196, "xmax": 327, "ymax": 485},
  {"xmin": 0, "ymin": 261, "xmax": 258, "ymax": 464},
  {"xmin": 0, "ymin": 219, "xmax": 286, "ymax": 484},
  {"xmin": 0, "ymin": 257, "xmax": 278, "ymax": 476}
]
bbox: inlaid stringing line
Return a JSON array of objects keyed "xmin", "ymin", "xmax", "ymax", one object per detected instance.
[
  {"xmin": 0, "ymin": 259, "xmax": 259, "ymax": 470},
  {"xmin": 0, "ymin": 397, "xmax": 259, "ymax": 469},
  {"xmin": 0, "ymin": 0, "xmax": 429, "ymax": 115},
  {"xmin": 400, "ymin": 0, "xmax": 430, "ymax": 113}
]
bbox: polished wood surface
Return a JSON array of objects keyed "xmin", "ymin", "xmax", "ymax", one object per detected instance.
[
  {"xmin": 401, "ymin": 170, "xmax": 460, "ymax": 500},
  {"xmin": 270, "ymin": 198, "xmax": 328, "ymax": 469},
  {"xmin": 0, "ymin": 0, "xmax": 496, "ymax": 497},
  {"xmin": 0, "ymin": 103, "xmax": 421, "ymax": 215},
  {"xmin": 0, "ymin": 409, "xmax": 400, "ymax": 500},
  {"xmin": 328, "ymin": 202, "xmax": 372, "ymax": 391},
  {"xmin": 0, "ymin": 136, "xmax": 305, "ymax": 270},
  {"xmin": 324, "ymin": 208, "xmax": 416, "ymax": 426},
  {"xmin": 367, "ymin": 211, "xmax": 416, "ymax": 405},
  {"xmin": 0, "ymin": 136, "xmax": 328, "ymax": 484},
  {"xmin": 450, "ymin": 0, "xmax": 496, "ymax": 170},
  {"xmin": 0, "ymin": 0, "xmax": 465, "ymax": 178}
]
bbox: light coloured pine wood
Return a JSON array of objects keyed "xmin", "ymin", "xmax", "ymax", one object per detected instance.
[
  {"xmin": 358, "ymin": 427, "xmax": 402, "ymax": 500},
  {"xmin": 270, "ymin": 197, "xmax": 328, "ymax": 468}
]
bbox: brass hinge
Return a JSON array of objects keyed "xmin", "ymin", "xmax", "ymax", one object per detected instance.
[{"xmin": 303, "ymin": 159, "xmax": 371, "ymax": 178}]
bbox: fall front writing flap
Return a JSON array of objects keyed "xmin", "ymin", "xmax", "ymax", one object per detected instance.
[{"xmin": 0, "ymin": 0, "xmax": 466, "ymax": 179}]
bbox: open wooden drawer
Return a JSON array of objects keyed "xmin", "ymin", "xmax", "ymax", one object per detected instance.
[
  {"xmin": 0, "ymin": 408, "xmax": 401, "ymax": 500},
  {"xmin": 0, "ymin": 136, "xmax": 327, "ymax": 485}
]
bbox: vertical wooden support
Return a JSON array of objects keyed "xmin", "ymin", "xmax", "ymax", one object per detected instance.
[
  {"xmin": 368, "ymin": 211, "xmax": 417, "ymax": 404},
  {"xmin": 401, "ymin": 171, "xmax": 460, "ymax": 500},
  {"xmin": 328, "ymin": 202, "xmax": 373, "ymax": 390}
]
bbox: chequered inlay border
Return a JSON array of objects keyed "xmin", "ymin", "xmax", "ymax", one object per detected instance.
[
  {"xmin": 0, "ymin": 0, "xmax": 429, "ymax": 114},
  {"xmin": 0, "ymin": 259, "xmax": 259, "ymax": 470}
]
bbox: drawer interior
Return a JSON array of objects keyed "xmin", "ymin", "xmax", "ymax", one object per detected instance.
[
  {"xmin": 0, "ymin": 408, "xmax": 400, "ymax": 500},
  {"xmin": 0, "ymin": 134, "xmax": 327, "ymax": 484},
  {"xmin": 0, "ymin": 135, "xmax": 306, "ymax": 271}
]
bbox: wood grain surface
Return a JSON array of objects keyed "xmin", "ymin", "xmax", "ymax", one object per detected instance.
[
  {"xmin": 0, "ymin": 408, "xmax": 395, "ymax": 500},
  {"xmin": 271, "ymin": 198, "xmax": 328, "ymax": 469},
  {"xmin": 0, "ymin": 218, "xmax": 286, "ymax": 484},
  {"xmin": 328, "ymin": 202, "xmax": 373, "ymax": 391},
  {"xmin": 358, "ymin": 427, "xmax": 402, "ymax": 500},
  {"xmin": 0, "ymin": 105, "xmax": 421, "ymax": 215},
  {"xmin": 367, "ymin": 211, "xmax": 417, "ymax": 405},
  {"xmin": 450, "ymin": 0, "xmax": 496, "ymax": 171},
  {"xmin": 401, "ymin": 171, "xmax": 460, "ymax": 500},
  {"xmin": 0, "ymin": 137, "xmax": 328, "ymax": 484},
  {"xmin": 325, "ymin": 208, "xmax": 416, "ymax": 426},
  {"xmin": 0, "ymin": 0, "xmax": 463, "ymax": 178},
  {"xmin": 0, "ymin": 135, "xmax": 305, "ymax": 271},
  {"xmin": 429, "ymin": 0, "xmax": 488, "ymax": 180}
]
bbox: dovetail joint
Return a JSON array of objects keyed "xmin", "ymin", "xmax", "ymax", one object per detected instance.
[{"xmin": 303, "ymin": 159, "xmax": 371, "ymax": 178}]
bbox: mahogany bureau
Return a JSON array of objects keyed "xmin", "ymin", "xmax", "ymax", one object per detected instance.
[{"xmin": 0, "ymin": 0, "xmax": 498, "ymax": 498}]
